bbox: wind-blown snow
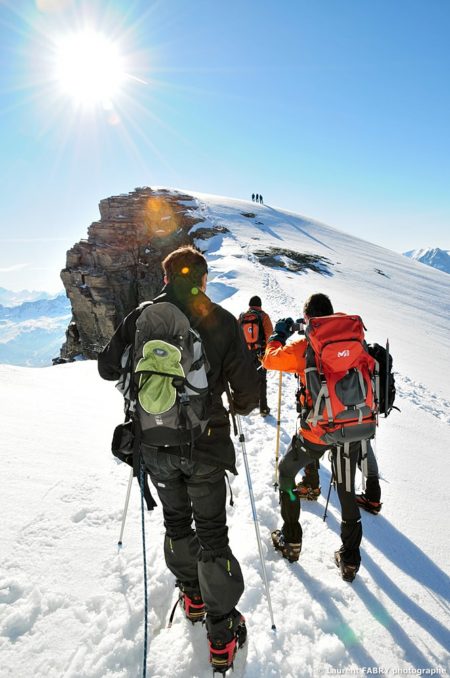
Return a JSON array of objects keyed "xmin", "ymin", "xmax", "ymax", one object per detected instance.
[{"xmin": 1, "ymin": 194, "xmax": 449, "ymax": 677}]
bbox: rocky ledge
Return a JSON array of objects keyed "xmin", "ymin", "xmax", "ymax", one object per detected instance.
[{"xmin": 59, "ymin": 187, "xmax": 203, "ymax": 360}]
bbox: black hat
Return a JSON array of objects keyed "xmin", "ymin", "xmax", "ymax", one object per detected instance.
[{"xmin": 249, "ymin": 295, "xmax": 262, "ymax": 307}]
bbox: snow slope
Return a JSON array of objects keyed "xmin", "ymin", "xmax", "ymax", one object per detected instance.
[{"xmin": 1, "ymin": 193, "xmax": 449, "ymax": 678}]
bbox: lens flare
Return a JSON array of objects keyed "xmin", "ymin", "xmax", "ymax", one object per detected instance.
[{"xmin": 143, "ymin": 198, "xmax": 180, "ymax": 239}]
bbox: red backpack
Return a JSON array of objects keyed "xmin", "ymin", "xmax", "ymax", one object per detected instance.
[
  {"xmin": 302, "ymin": 314, "xmax": 378, "ymax": 444},
  {"xmin": 239, "ymin": 310, "xmax": 265, "ymax": 352}
]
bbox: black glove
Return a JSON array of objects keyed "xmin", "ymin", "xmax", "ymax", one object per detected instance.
[
  {"xmin": 268, "ymin": 317, "xmax": 294, "ymax": 345},
  {"xmin": 233, "ymin": 400, "xmax": 258, "ymax": 416}
]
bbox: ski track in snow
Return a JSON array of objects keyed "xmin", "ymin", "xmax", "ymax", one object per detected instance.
[{"xmin": 395, "ymin": 375, "xmax": 450, "ymax": 425}]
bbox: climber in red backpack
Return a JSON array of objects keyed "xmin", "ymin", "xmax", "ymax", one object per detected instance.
[
  {"xmin": 263, "ymin": 293, "xmax": 379, "ymax": 582},
  {"xmin": 239, "ymin": 296, "xmax": 273, "ymax": 416}
]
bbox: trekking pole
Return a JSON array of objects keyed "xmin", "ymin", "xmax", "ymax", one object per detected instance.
[
  {"xmin": 139, "ymin": 459, "xmax": 149, "ymax": 678},
  {"xmin": 118, "ymin": 467, "xmax": 134, "ymax": 548},
  {"xmin": 273, "ymin": 372, "xmax": 283, "ymax": 490},
  {"xmin": 323, "ymin": 454, "xmax": 335, "ymax": 522},
  {"xmin": 236, "ymin": 415, "xmax": 276, "ymax": 630},
  {"xmin": 224, "ymin": 385, "xmax": 276, "ymax": 630}
]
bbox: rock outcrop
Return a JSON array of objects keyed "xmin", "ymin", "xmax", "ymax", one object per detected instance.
[{"xmin": 60, "ymin": 187, "xmax": 204, "ymax": 360}]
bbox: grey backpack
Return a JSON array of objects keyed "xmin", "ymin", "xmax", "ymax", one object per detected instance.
[{"xmin": 128, "ymin": 301, "xmax": 210, "ymax": 447}]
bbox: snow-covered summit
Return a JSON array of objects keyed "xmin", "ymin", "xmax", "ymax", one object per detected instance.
[{"xmin": 186, "ymin": 192, "xmax": 449, "ymax": 400}]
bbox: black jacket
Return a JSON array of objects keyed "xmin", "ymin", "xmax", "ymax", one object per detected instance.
[{"xmin": 98, "ymin": 281, "xmax": 260, "ymax": 471}]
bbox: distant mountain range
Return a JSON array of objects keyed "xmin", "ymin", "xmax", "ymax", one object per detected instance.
[
  {"xmin": 0, "ymin": 292, "xmax": 71, "ymax": 367},
  {"xmin": 403, "ymin": 247, "xmax": 450, "ymax": 274},
  {"xmin": 0, "ymin": 287, "xmax": 62, "ymax": 307}
]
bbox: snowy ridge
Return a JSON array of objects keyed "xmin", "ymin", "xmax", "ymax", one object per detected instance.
[
  {"xmin": 403, "ymin": 247, "xmax": 450, "ymax": 274},
  {"xmin": 1, "ymin": 193, "xmax": 449, "ymax": 677},
  {"xmin": 189, "ymin": 194, "xmax": 449, "ymax": 399}
]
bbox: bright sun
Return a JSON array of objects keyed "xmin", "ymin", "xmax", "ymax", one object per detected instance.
[{"xmin": 54, "ymin": 29, "xmax": 125, "ymax": 107}]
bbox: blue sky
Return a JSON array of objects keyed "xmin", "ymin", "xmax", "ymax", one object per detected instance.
[{"xmin": 1, "ymin": 0, "xmax": 449, "ymax": 292}]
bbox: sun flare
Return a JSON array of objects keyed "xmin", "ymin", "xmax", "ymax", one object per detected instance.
[{"xmin": 54, "ymin": 29, "xmax": 125, "ymax": 107}]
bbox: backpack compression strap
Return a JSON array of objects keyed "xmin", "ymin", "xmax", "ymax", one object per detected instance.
[
  {"xmin": 305, "ymin": 365, "xmax": 333, "ymax": 426},
  {"xmin": 336, "ymin": 443, "xmax": 352, "ymax": 493}
]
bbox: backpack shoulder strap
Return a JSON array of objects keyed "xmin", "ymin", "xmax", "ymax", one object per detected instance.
[{"xmin": 250, "ymin": 308, "xmax": 265, "ymax": 334}]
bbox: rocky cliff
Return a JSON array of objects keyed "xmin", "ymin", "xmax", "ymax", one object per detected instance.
[{"xmin": 59, "ymin": 187, "xmax": 204, "ymax": 360}]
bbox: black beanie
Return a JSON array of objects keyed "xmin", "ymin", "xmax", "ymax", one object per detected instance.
[{"xmin": 249, "ymin": 295, "xmax": 262, "ymax": 307}]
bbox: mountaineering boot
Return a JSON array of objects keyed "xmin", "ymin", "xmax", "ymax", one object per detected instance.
[
  {"xmin": 334, "ymin": 549, "xmax": 359, "ymax": 583},
  {"xmin": 260, "ymin": 406, "xmax": 271, "ymax": 417},
  {"xmin": 180, "ymin": 590, "xmax": 205, "ymax": 623},
  {"xmin": 356, "ymin": 477, "xmax": 381, "ymax": 514},
  {"xmin": 296, "ymin": 462, "xmax": 320, "ymax": 500},
  {"xmin": 207, "ymin": 609, "xmax": 247, "ymax": 674},
  {"xmin": 168, "ymin": 582, "xmax": 205, "ymax": 626},
  {"xmin": 296, "ymin": 481, "xmax": 321, "ymax": 501},
  {"xmin": 271, "ymin": 529, "xmax": 302, "ymax": 563},
  {"xmin": 356, "ymin": 493, "xmax": 382, "ymax": 514}
]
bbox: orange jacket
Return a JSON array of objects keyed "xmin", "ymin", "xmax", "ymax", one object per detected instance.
[
  {"xmin": 263, "ymin": 337, "xmax": 307, "ymax": 376},
  {"xmin": 263, "ymin": 337, "xmax": 325, "ymax": 446}
]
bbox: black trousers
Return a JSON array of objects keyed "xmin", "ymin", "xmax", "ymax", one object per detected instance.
[
  {"xmin": 250, "ymin": 352, "xmax": 268, "ymax": 410},
  {"xmin": 142, "ymin": 449, "xmax": 244, "ymax": 617},
  {"xmin": 278, "ymin": 435, "xmax": 362, "ymax": 566}
]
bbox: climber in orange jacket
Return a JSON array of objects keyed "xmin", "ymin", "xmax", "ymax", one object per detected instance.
[{"xmin": 262, "ymin": 293, "xmax": 363, "ymax": 582}]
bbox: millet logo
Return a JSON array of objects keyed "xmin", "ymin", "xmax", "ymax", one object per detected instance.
[{"xmin": 337, "ymin": 349, "xmax": 350, "ymax": 358}]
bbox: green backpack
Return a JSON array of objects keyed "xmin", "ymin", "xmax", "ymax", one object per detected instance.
[{"xmin": 130, "ymin": 301, "xmax": 211, "ymax": 447}]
